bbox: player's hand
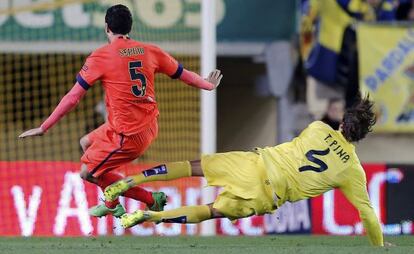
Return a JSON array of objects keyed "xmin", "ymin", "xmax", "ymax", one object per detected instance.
[
  {"xmin": 205, "ymin": 69, "xmax": 223, "ymax": 90},
  {"xmin": 19, "ymin": 127, "xmax": 45, "ymax": 138}
]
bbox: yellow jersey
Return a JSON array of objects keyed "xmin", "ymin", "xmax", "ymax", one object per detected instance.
[{"xmin": 257, "ymin": 121, "xmax": 383, "ymax": 246}]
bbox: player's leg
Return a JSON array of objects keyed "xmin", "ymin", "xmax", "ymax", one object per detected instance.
[
  {"xmin": 120, "ymin": 151, "xmax": 276, "ymax": 228},
  {"xmin": 121, "ymin": 193, "xmax": 260, "ymax": 228},
  {"xmin": 117, "ymin": 120, "xmax": 167, "ymax": 210},
  {"xmin": 81, "ymin": 124, "xmax": 158, "ymax": 217},
  {"xmin": 121, "ymin": 203, "xmax": 225, "ymax": 228},
  {"xmin": 88, "ymin": 170, "xmax": 161, "ymax": 217},
  {"xmin": 104, "ymin": 160, "xmax": 202, "ymax": 201},
  {"xmin": 80, "ymin": 163, "xmax": 98, "ymax": 184},
  {"xmin": 132, "ymin": 160, "xmax": 203, "ymax": 183},
  {"xmin": 83, "ymin": 169, "xmax": 126, "ymax": 217},
  {"xmin": 78, "ymin": 124, "xmax": 106, "ymax": 184},
  {"xmin": 79, "ymin": 125, "xmax": 126, "ymax": 217},
  {"xmin": 88, "ymin": 121, "xmax": 170, "ymax": 216},
  {"xmin": 87, "ymin": 168, "xmax": 164, "ymax": 217},
  {"xmin": 78, "ymin": 135, "xmax": 95, "ymax": 183}
]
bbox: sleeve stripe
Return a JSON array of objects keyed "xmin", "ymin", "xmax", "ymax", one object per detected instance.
[
  {"xmin": 76, "ymin": 74, "xmax": 90, "ymax": 90},
  {"xmin": 170, "ymin": 63, "xmax": 184, "ymax": 79}
]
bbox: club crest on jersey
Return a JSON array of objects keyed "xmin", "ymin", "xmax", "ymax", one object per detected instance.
[{"xmin": 143, "ymin": 165, "xmax": 168, "ymax": 177}]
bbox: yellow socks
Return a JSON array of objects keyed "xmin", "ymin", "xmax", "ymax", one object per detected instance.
[
  {"xmin": 131, "ymin": 161, "xmax": 192, "ymax": 184},
  {"xmin": 146, "ymin": 205, "xmax": 212, "ymax": 224}
]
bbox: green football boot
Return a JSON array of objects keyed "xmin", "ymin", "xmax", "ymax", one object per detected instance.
[
  {"xmin": 104, "ymin": 180, "xmax": 167, "ymax": 211},
  {"xmin": 120, "ymin": 210, "xmax": 149, "ymax": 228},
  {"xmin": 104, "ymin": 180, "xmax": 130, "ymax": 202},
  {"xmin": 89, "ymin": 203, "xmax": 126, "ymax": 218},
  {"xmin": 148, "ymin": 192, "xmax": 168, "ymax": 211}
]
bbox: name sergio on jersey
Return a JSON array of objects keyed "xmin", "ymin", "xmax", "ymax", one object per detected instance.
[
  {"xmin": 324, "ymin": 134, "xmax": 350, "ymax": 163},
  {"xmin": 119, "ymin": 47, "xmax": 145, "ymax": 57}
]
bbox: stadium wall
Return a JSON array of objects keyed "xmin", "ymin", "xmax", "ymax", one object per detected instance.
[
  {"xmin": 356, "ymin": 135, "xmax": 414, "ymax": 164},
  {"xmin": 0, "ymin": 162, "xmax": 412, "ymax": 236},
  {"xmin": 217, "ymin": 57, "xmax": 277, "ymax": 152}
]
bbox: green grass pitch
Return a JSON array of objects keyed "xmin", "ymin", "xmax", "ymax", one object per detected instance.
[{"xmin": 0, "ymin": 236, "xmax": 413, "ymax": 254}]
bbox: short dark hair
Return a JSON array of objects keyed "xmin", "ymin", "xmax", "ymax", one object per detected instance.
[
  {"xmin": 341, "ymin": 94, "xmax": 376, "ymax": 142},
  {"xmin": 105, "ymin": 4, "xmax": 132, "ymax": 35}
]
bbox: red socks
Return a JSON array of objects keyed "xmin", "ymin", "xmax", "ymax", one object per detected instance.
[
  {"xmin": 96, "ymin": 171, "xmax": 154, "ymax": 209},
  {"xmin": 124, "ymin": 186, "xmax": 154, "ymax": 208}
]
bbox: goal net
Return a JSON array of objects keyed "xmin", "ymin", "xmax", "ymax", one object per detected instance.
[{"xmin": 0, "ymin": 0, "xmax": 202, "ymax": 236}]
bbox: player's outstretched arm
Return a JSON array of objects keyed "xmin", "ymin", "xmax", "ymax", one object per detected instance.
[
  {"xmin": 179, "ymin": 69, "xmax": 223, "ymax": 91},
  {"xmin": 154, "ymin": 45, "xmax": 222, "ymax": 90},
  {"xmin": 354, "ymin": 200, "xmax": 383, "ymax": 246},
  {"xmin": 340, "ymin": 167, "xmax": 384, "ymax": 246},
  {"xmin": 19, "ymin": 82, "xmax": 87, "ymax": 138}
]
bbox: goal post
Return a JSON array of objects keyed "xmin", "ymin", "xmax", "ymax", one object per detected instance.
[{"xmin": 200, "ymin": 0, "xmax": 217, "ymax": 236}]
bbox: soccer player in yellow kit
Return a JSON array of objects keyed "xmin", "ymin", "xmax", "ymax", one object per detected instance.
[{"xmin": 104, "ymin": 95, "xmax": 383, "ymax": 246}]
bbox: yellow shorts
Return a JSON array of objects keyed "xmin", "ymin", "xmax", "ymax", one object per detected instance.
[{"xmin": 201, "ymin": 151, "xmax": 277, "ymax": 220}]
